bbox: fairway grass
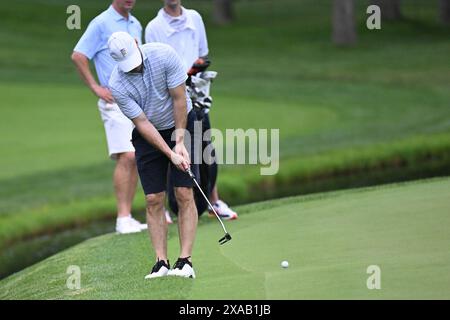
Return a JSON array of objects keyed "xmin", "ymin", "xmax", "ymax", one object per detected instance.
[
  {"xmin": 2, "ymin": 0, "xmax": 450, "ymax": 278},
  {"xmin": 1, "ymin": 177, "xmax": 449, "ymax": 300}
]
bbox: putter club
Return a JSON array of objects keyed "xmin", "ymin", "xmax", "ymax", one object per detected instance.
[{"xmin": 185, "ymin": 167, "xmax": 232, "ymax": 245}]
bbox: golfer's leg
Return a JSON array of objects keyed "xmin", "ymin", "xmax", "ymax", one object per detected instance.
[
  {"xmin": 114, "ymin": 152, "xmax": 138, "ymax": 217},
  {"xmin": 146, "ymin": 191, "xmax": 168, "ymax": 261},
  {"xmin": 174, "ymin": 187, "xmax": 198, "ymax": 259},
  {"xmin": 99, "ymin": 99, "xmax": 138, "ymax": 218}
]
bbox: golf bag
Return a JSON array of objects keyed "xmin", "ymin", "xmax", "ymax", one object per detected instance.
[{"xmin": 167, "ymin": 59, "xmax": 218, "ymax": 216}]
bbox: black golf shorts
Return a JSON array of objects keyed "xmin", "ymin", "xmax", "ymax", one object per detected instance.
[{"xmin": 131, "ymin": 110, "xmax": 200, "ymax": 195}]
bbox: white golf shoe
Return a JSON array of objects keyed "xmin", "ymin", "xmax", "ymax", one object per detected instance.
[
  {"xmin": 116, "ymin": 215, "xmax": 145, "ymax": 234},
  {"xmin": 129, "ymin": 216, "xmax": 148, "ymax": 230},
  {"xmin": 144, "ymin": 259, "xmax": 170, "ymax": 280},
  {"xmin": 167, "ymin": 257, "xmax": 196, "ymax": 278},
  {"xmin": 209, "ymin": 200, "xmax": 238, "ymax": 220}
]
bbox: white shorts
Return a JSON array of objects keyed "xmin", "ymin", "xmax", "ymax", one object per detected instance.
[{"xmin": 98, "ymin": 99, "xmax": 135, "ymax": 160}]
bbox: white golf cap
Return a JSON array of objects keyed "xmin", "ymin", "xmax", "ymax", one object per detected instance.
[{"xmin": 107, "ymin": 31, "xmax": 142, "ymax": 72}]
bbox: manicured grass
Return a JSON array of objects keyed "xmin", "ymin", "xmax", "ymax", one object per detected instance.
[
  {"xmin": 1, "ymin": 0, "xmax": 450, "ymax": 270},
  {"xmin": 1, "ymin": 177, "xmax": 449, "ymax": 299}
]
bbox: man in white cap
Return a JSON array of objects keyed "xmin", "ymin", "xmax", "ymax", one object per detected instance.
[
  {"xmin": 145, "ymin": 0, "xmax": 238, "ymax": 220},
  {"xmin": 71, "ymin": 0, "xmax": 171, "ymax": 234},
  {"xmin": 108, "ymin": 31, "xmax": 199, "ymax": 279}
]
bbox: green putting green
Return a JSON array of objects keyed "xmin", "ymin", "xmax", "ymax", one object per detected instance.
[{"xmin": 1, "ymin": 177, "xmax": 449, "ymax": 299}]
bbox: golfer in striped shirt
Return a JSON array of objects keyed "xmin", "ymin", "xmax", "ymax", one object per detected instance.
[{"xmin": 108, "ymin": 31, "xmax": 199, "ymax": 279}]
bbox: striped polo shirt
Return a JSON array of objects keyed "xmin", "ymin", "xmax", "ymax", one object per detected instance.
[{"xmin": 109, "ymin": 43, "xmax": 192, "ymax": 130}]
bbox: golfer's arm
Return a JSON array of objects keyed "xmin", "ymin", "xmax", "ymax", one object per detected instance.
[
  {"xmin": 71, "ymin": 51, "xmax": 99, "ymax": 92},
  {"xmin": 132, "ymin": 113, "xmax": 173, "ymax": 158},
  {"xmin": 169, "ymin": 84, "xmax": 188, "ymax": 144}
]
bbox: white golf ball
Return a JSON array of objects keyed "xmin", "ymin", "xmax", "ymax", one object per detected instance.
[{"xmin": 281, "ymin": 261, "xmax": 289, "ymax": 268}]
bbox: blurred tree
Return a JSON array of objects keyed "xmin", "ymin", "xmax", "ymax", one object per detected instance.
[
  {"xmin": 370, "ymin": 0, "xmax": 402, "ymax": 20},
  {"xmin": 439, "ymin": 0, "xmax": 450, "ymax": 24},
  {"xmin": 332, "ymin": 0, "xmax": 357, "ymax": 45},
  {"xmin": 213, "ymin": 0, "xmax": 234, "ymax": 25}
]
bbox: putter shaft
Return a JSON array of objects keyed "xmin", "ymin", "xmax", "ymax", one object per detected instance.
[{"xmin": 186, "ymin": 167, "xmax": 230, "ymax": 236}]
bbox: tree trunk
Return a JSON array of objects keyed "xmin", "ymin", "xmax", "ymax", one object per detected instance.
[
  {"xmin": 332, "ymin": 0, "xmax": 357, "ymax": 46},
  {"xmin": 439, "ymin": 0, "xmax": 450, "ymax": 24},
  {"xmin": 213, "ymin": 0, "xmax": 234, "ymax": 25},
  {"xmin": 370, "ymin": 0, "xmax": 402, "ymax": 20}
]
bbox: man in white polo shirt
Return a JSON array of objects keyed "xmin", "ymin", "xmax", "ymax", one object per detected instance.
[
  {"xmin": 145, "ymin": 0, "xmax": 238, "ymax": 221},
  {"xmin": 72, "ymin": 0, "xmax": 162, "ymax": 234},
  {"xmin": 108, "ymin": 32, "xmax": 200, "ymax": 279}
]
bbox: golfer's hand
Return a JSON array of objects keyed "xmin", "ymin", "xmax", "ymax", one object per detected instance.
[
  {"xmin": 170, "ymin": 152, "xmax": 190, "ymax": 172},
  {"xmin": 93, "ymin": 84, "xmax": 114, "ymax": 104},
  {"xmin": 171, "ymin": 143, "xmax": 190, "ymax": 171}
]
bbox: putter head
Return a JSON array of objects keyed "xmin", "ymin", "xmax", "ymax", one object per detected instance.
[{"xmin": 219, "ymin": 233, "xmax": 232, "ymax": 245}]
